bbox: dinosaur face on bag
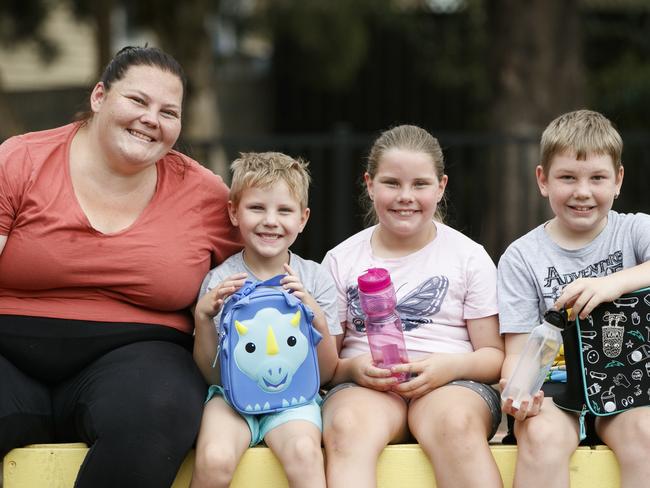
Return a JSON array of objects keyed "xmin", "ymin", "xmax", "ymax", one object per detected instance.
[{"xmin": 234, "ymin": 308, "xmax": 309, "ymax": 393}]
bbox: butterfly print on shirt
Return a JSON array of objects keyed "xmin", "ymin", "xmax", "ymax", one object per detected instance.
[{"xmin": 347, "ymin": 276, "xmax": 450, "ymax": 332}]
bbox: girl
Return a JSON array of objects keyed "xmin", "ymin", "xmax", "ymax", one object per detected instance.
[{"xmin": 322, "ymin": 125, "xmax": 505, "ymax": 488}]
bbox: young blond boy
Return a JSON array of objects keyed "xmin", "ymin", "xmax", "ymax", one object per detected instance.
[
  {"xmin": 190, "ymin": 152, "xmax": 341, "ymax": 488},
  {"xmin": 498, "ymin": 109, "xmax": 650, "ymax": 488}
]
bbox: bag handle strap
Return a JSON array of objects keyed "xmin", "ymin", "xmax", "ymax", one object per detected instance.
[
  {"xmin": 232, "ymin": 274, "xmax": 288, "ymax": 301},
  {"xmin": 258, "ymin": 274, "xmax": 285, "ymax": 288}
]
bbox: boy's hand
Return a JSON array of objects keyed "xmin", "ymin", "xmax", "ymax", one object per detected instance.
[
  {"xmin": 282, "ymin": 263, "xmax": 322, "ymax": 310},
  {"xmin": 195, "ymin": 272, "xmax": 248, "ymax": 322},
  {"xmin": 554, "ymin": 276, "xmax": 623, "ymax": 319},
  {"xmin": 499, "ymin": 378, "xmax": 544, "ymax": 421},
  {"xmin": 281, "ymin": 263, "xmax": 311, "ymax": 301},
  {"xmin": 349, "ymin": 354, "xmax": 398, "ymax": 391},
  {"xmin": 281, "ymin": 263, "xmax": 329, "ymax": 331},
  {"xmin": 391, "ymin": 354, "xmax": 452, "ymax": 400}
]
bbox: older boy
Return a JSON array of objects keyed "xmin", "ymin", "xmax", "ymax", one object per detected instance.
[
  {"xmin": 498, "ymin": 109, "xmax": 650, "ymax": 488},
  {"xmin": 190, "ymin": 152, "xmax": 341, "ymax": 488}
]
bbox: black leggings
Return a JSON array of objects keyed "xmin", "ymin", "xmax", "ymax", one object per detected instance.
[{"xmin": 0, "ymin": 315, "xmax": 207, "ymax": 488}]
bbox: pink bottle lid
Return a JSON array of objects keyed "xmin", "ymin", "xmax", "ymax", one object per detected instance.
[{"xmin": 357, "ymin": 268, "xmax": 392, "ymax": 293}]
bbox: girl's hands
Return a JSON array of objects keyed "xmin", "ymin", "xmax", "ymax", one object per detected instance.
[
  {"xmin": 390, "ymin": 354, "xmax": 453, "ymax": 400},
  {"xmin": 499, "ymin": 378, "xmax": 545, "ymax": 421},
  {"xmin": 349, "ymin": 354, "xmax": 398, "ymax": 391},
  {"xmin": 194, "ymin": 272, "xmax": 248, "ymax": 322}
]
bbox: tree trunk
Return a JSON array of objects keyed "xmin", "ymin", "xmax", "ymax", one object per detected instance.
[
  {"xmin": 485, "ymin": 0, "xmax": 584, "ymax": 256},
  {"xmin": 94, "ymin": 0, "xmax": 113, "ymax": 77},
  {"xmin": 151, "ymin": 0, "xmax": 226, "ymax": 175}
]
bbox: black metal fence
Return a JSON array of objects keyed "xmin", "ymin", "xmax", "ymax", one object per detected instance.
[{"xmin": 183, "ymin": 129, "xmax": 650, "ymax": 263}]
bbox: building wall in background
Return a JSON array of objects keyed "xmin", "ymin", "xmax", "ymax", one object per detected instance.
[{"xmin": 0, "ymin": 4, "xmax": 96, "ymax": 91}]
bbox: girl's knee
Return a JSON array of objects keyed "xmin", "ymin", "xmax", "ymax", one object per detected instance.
[
  {"xmin": 415, "ymin": 408, "xmax": 486, "ymax": 448},
  {"xmin": 325, "ymin": 408, "xmax": 365, "ymax": 441},
  {"xmin": 323, "ymin": 411, "xmax": 367, "ymax": 458}
]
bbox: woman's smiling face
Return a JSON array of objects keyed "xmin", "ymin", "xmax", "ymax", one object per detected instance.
[{"xmin": 90, "ymin": 64, "xmax": 183, "ymax": 172}]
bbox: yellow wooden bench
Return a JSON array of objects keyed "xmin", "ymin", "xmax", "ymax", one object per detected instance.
[{"xmin": 3, "ymin": 443, "xmax": 620, "ymax": 487}]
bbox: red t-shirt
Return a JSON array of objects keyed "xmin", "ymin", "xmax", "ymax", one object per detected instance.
[{"xmin": 0, "ymin": 123, "xmax": 241, "ymax": 333}]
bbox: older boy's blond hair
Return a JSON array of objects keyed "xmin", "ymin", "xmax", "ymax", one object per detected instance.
[
  {"xmin": 229, "ymin": 152, "xmax": 311, "ymax": 209},
  {"xmin": 540, "ymin": 109, "xmax": 623, "ymax": 175}
]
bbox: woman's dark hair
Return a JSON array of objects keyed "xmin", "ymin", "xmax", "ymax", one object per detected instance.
[{"xmin": 76, "ymin": 45, "xmax": 187, "ymax": 123}]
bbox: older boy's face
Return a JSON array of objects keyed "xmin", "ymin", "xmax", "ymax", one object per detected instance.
[
  {"xmin": 536, "ymin": 151, "xmax": 623, "ymax": 246},
  {"xmin": 228, "ymin": 181, "xmax": 309, "ymax": 264}
]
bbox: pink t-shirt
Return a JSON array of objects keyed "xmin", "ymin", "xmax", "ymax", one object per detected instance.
[
  {"xmin": 323, "ymin": 223, "xmax": 498, "ymax": 360},
  {"xmin": 0, "ymin": 123, "xmax": 242, "ymax": 333}
]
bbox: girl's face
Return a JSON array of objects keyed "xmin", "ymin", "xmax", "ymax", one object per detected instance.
[
  {"xmin": 89, "ymin": 64, "xmax": 183, "ymax": 172},
  {"xmin": 365, "ymin": 148, "xmax": 447, "ymax": 240}
]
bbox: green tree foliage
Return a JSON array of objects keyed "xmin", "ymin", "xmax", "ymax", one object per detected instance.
[{"xmin": 264, "ymin": 0, "xmax": 395, "ymax": 90}]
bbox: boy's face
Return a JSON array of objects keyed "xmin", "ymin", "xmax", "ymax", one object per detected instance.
[
  {"xmin": 228, "ymin": 181, "xmax": 309, "ymax": 262},
  {"xmin": 536, "ymin": 151, "xmax": 623, "ymax": 245}
]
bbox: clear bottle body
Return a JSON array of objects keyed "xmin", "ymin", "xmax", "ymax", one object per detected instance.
[{"xmin": 501, "ymin": 321, "xmax": 562, "ymax": 408}]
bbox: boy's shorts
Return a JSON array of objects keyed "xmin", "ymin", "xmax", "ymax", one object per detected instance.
[
  {"xmin": 322, "ymin": 379, "xmax": 502, "ymax": 440},
  {"xmin": 206, "ymin": 385, "xmax": 322, "ymax": 447}
]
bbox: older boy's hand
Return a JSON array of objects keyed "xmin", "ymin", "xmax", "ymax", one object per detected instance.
[
  {"xmin": 195, "ymin": 272, "xmax": 248, "ymax": 322},
  {"xmin": 349, "ymin": 354, "xmax": 398, "ymax": 391},
  {"xmin": 499, "ymin": 378, "xmax": 544, "ymax": 421},
  {"xmin": 554, "ymin": 276, "xmax": 624, "ymax": 319}
]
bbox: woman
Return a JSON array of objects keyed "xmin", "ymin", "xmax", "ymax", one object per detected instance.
[{"xmin": 0, "ymin": 46, "xmax": 241, "ymax": 487}]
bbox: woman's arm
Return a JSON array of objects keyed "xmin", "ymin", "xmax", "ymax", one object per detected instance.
[{"xmin": 0, "ymin": 235, "xmax": 6, "ymax": 255}]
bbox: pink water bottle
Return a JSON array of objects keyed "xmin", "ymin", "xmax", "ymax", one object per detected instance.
[{"xmin": 357, "ymin": 268, "xmax": 409, "ymax": 381}]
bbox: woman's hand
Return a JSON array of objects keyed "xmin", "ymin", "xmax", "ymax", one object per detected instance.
[
  {"xmin": 348, "ymin": 354, "xmax": 398, "ymax": 391},
  {"xmin": 194, "ymin": 272, "xmax": 248, "ymax": 322},
  {"xmin": 390, "ymin": 354, "xmax": 453, "ymax": 400},
  {"xmin": 499, "ymin": 378, "xmax": 544, "ymax": 421}
]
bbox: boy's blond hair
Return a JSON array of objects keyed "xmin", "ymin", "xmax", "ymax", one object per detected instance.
[
  {"xmin": 540, "ymin": 109, "xmax": 623, "ymax": 175},
  {"xmin": 229, "ymin": 152, "xmax": 311, "ymax": 209}
]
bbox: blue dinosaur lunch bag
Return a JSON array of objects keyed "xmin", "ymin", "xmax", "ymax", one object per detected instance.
[{"xmin": 217, "ymin": 275, "xmax": 322, "ymax": 415}]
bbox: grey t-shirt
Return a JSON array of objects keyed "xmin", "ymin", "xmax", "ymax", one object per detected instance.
[
  {"xmin": 498, "ymin": 211, "xmax": 650, "ymax": 333},
  {"xmin": 199, "ymin": 251, "xmax": 342, "ymax": 336}
]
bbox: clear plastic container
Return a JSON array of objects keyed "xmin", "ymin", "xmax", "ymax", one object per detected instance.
[
  {"xmin": 501, "ymin": 309, "xmax": 568, "ymax": 408},
  {"xmin": 357, "ymin": 268, "xmax": 409, "ymax": 382}
]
